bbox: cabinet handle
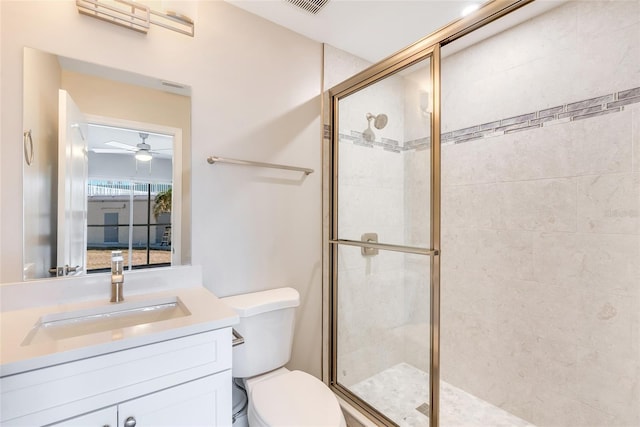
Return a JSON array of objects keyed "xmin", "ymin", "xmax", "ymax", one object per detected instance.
[
  {"xmin": 124, "ymin": 416, "xmax": 137, "ymax": 427},
  {"xmin": 23, "ymin": 130, "xmax": 34, "ymax": 166}
]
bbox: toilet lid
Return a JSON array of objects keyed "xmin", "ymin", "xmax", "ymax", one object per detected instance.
[{"xmin": 250, "ymin": 370, "xmax": 343, "ymax": 426}]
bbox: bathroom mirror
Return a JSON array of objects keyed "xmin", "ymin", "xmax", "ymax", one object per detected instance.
[{"xmin": 22, "ymin": 47, "xmax": 191, "ymax": 280}]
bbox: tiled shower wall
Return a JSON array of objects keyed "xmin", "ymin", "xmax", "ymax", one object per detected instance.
[
  {"xmin": 439, "ymin": 106, "xmax": 639, "ymax": 426},
  {"xmin": 441, "ymin": 1, "xmax": 640, "ymax": 133},
  {"xmin": 328, "ymin": 1, "xmax": 638, "ymax": 424},
  {"xmin": 437, "ymin": 1, "xmax": 640, "ymax": 425}
]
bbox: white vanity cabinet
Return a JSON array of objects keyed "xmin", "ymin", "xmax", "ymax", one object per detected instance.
[
  {"xmin": 53, "ymin": 373, "xmax": 229, "ymax": 427},
  {"xmin": 51, "ymin": 407, "xmax": 117, "ymax": 426},
  {"xmin": 116, "ymin": 372, "xmax": 228, "ymax": 427},
  {"xmin": 1, "ymin": 328, "xmax": 233, "ymax": 427}
]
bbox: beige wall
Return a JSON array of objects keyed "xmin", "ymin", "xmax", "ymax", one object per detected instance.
[
  {"xmin": 0, "ymin": 0, "xmax": 2, "ymax": 281},
  {"xmin": 0, "ymin": 1, "xmax": 322, "ymax": 377}
]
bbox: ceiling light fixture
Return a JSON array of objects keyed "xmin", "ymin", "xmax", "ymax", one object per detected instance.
[
  {"xmin": 461, "ymin": 3, "xmax": 480, "ymax": 17},
  {"xmin": 135, "ymin": 150, "xmax": 153, "ymax": 162},
  {"xmin": 135, "ymin": 133, "xmax": 153, "ymax": 162},
  {"xmin": 76, "ymin": 0, "xmax": 195, "ymax": 37}
]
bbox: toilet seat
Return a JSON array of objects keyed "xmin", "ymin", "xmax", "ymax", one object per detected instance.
[{"xmin": 248, "ymin": 370, "xmax": 346, "ymax": 427}]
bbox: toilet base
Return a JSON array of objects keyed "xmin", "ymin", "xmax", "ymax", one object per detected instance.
[
  {"xmin": 232, "ymin": 379, "xmax": 249, "ymax": 427},
  {"xmin": 233, "ymin": 410, "xmax": 248, "ymax": 427}
]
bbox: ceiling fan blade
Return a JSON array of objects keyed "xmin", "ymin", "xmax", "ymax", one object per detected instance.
[
  {"xmin": 104, "ymin": 141, "xmax": 138, "ymax": 151},
  {"xmin": 92, "ymin": 148, "xmax": 132, "ymax": 154}
]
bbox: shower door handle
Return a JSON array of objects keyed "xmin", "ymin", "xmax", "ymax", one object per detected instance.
[
  {"xmin": 361, "ymin": 233, "xmax": 379, "ymax": 256},
  {"xmin": 48, "ymin": 264, "xmax": 82, "ymax": 276}
]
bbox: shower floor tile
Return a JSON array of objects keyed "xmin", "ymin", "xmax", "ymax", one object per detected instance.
[{"xmin": 350, "ymin": 363, "xmax": 535, "ymax": 427}]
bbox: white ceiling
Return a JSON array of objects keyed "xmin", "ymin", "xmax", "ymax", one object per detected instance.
[
  {"xmin": 225, "ymin": 0, "xmax": 566, "ymax": 66},
  {"xmin": 59, "ymin": 56, "xmax": 191, "ymax": 97},
  {"xmin": 225, "ymin": 0, "xmax": 486, "ymax": 63}
]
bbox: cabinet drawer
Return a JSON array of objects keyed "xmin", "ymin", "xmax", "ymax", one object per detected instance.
[
  {"xmin": 118, "ymin": 371, "xmax": 232, "ymax": 427},
  {"xmin": 1, "ymin": 328, "xmax": 231, "ymax": 425},
  {"xmin": 50, "ymin": 406, "xmax": 117, "ymax": 426},
  {"xmin": 50, "ymin": 372, "xmax": 232, "ymax": 427}
]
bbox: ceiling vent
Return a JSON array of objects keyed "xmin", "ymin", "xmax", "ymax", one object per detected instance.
[{"xmin": 285, "ymin": 0, "xmax": 330, "ymax": 15}]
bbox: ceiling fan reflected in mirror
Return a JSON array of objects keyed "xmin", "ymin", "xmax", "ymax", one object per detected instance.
[
  {"xmin": 134, "ymin": 133, "xmax": 152, "ymax": 162},
  {"xmin": 92, "ymin": 132, "xmax": 171, "ymax": 162}
]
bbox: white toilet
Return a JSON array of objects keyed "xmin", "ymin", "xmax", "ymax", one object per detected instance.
[{"xmin": 222, "ymin": 287, "xmax": 346, "ymax": 427}]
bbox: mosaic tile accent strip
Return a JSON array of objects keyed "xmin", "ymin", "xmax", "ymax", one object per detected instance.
[
  {"xmin": 351, "ymin": 362, "xmax": 535, "ymax": 427},
  {"xmin": 439, "ymin": 86, "xmax": 639, "ymax": 147},
  {"xmin": 404, "ymin": 137, "xmax": 431, "ymax": 151},
  {"xmin": 339, "ymin": 87, "xmax": 640, "ymax": 153},
  {"xmin": 323, "ymin": 124, "xmax": 331, "ymax": 140},
  {"xmin": 341, "ymin": 130, "xmax": 401, "ymax": 152}
]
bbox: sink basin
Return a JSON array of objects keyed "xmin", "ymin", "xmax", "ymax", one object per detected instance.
[{"xmin": 22, "ymin": 296, "xmax": 191, "ymax": 346}]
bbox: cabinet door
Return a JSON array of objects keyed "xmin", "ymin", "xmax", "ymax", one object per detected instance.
[
  {"xmin": 51, "ymin": 406, "xmax": 117, "ymax": 426},
  {"xmin": 118, "ymin": 371, "xmax": 231, "ymax": 427}
]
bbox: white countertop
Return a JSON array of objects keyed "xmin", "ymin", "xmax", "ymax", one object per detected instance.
[{"xmin": 0, "ymin": 286, "xmax": 239, "ymax": 376}]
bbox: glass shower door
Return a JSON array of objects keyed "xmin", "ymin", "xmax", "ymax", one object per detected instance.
[{"xmin": 330, "ymin": 54, "xmax": 438, "ymax": 426}]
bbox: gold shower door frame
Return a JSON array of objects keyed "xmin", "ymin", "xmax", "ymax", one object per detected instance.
[
  {"xmin": 329, "ymin": 46, "xmax": 439, "ymax": 426},
  {"xmin": 327, "ymin": 1, "xmax": 533, "ymax": 426}
]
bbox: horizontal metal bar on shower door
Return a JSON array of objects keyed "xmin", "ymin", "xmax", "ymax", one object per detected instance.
[
  {"xmin": 207, "ymin": 156, "xmax": 314, "ymax": 175},
  {"xmin": 329, "ymin": 239, "xmax": 437, "ymax": 256}
]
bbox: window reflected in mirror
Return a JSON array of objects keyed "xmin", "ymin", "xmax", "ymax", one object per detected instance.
[
  {"xmin": 85, "ymin": 123, "xmax": 174, "ymax": 273},
  {"xmin": 87, "ymin": 180, "xmax": 172, "ymax": 272}
]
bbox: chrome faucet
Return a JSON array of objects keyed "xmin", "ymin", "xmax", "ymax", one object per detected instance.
[{"xmin": 110, "ymin": 250, "xmax": 124, "ymax": 302}]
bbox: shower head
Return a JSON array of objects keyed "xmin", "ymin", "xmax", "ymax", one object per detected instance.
[
  {"xmin": 363, "ymin": 113, "xmax": 388, "ymax": 142},
  {"xmin": 363, "ymin": 125, "xmax": 375, "ymax": 142},
  {"xmin": 366, "ymin": 113, "xmax": 388, "ymax": 130}
]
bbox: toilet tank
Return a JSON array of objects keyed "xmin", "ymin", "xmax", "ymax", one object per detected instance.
[{"xmin": 221, "ymin": 287, "xmax": 300, "ymax": 378}]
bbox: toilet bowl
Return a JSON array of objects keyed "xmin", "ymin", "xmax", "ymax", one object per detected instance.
[
  {"xmin": 222, "ymin": 288, "xmax": 346, "ymax": 427},
  {"xmin": 244, "ymin": 368, "xmax": 346, "ymax": 427}
]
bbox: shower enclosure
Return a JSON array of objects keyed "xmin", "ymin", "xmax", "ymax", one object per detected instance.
[
  {"xmin": 329, "ymin": 53, "xmax": 439, "ymax": 426},
  {"xmin": 327, "ymin": 0, "xmax": 640, "ymax": 426}
]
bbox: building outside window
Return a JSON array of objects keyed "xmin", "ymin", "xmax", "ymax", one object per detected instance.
[{"xmin": 86, "ymin": 179, "xmax": 172, "ymax": 272}]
